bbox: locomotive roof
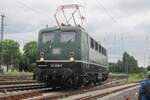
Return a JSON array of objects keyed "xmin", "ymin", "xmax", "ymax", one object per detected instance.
[{"xmin": 39, "ymin": 26, "xmax": 85, "ymax": 33}]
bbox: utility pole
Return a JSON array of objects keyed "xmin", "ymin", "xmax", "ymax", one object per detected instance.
[
  {"xmin": 1, "ymin": 14, "xmax": 5, "ymax": 41},
  {"xmin": 126, "ymin": 61, "xmax": 129, "ymax": 82},
  {"xmin": 0, "ymin": 14, "xmax": 5, "ymax": 71}
]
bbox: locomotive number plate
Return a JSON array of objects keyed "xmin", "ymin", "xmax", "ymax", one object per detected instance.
[{"xmin": 50, "ymin": 64, "xmax": 62, "ymax": 67}]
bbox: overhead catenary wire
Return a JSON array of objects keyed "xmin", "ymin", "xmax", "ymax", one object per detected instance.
[
  {"xmin": 93, "ymin": 0, "xmax": 130, "ymax": 69},
  {"xmin": 95, "ymin": 0, "xmax": 149, "ymax": 67},
  {"xmin": 14, "ymin": 0, "xmax": 43, "ymax": 14},
  {"xmin": 2, "ymin": 0, "xmax": 53, "ymax": 34},
  {"xmin": 94, "ymin": 1, "xmax": 127, "ymax": 41},
  {"xmin": 80, "ymin": 0, "xmax": 148, "ymax": 67},
  {"xmin": 13, "ymin": 0, "xmax": 53, "ymax": 23},
  {"xmin": 95, "ymin": 0, "xmax": 128, "ymax": 39},
  {"xmin": 94, "ymin": 1, "xmax": 122, "ymax": 50},
  {"xmin": 95, "ymin": 0, "xmax": 118, "ymax": 24}
]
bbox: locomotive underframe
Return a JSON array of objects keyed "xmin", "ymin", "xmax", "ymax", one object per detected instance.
[{"xmin": 35, "ymin": 61, "xmax": 109, "ymax": 87}]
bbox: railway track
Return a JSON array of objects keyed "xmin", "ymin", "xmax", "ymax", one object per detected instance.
[
  {"xmin": 0, "ymin": 84, "xmax": 53, "ymax": 100},
  {"xmin": 0, "ymin": 83, "xmax": 46, "ymax": 93},
  {"xmin": 0, "ymin": 76, "xmax": 141, "ymax": 100},
  {"xmin": 0, "ymin": 80, "xmax": 45, "ymax": 94},
  {"xmin": 0, "ymin": 80, "xmax": 38, "ymax": 85},
  {"xmin": 0, "ymin": 78, "xmax": 134, "ymax": 100},
  {"xmin": 0, "ymin": 80, "xmax": 43, "ymax": 93},
  {"xmin": 0, "ymin": 76, "xmax": 32, "ymax": 81},
  {"xmin": 27, "ymin": 81, "xmax": 139, "ymax": 100},
  {"xmin": 60, "ymin": 83, "xmax": 139, "ymax": 100}
]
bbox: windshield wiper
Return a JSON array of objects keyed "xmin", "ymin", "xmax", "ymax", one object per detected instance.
[{"xmin": 67, "ymin": 38, "xmax": 73, "ymax": 43}]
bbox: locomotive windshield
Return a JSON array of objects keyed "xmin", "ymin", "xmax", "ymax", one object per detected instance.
[
  {"xmin": 60, "ymin": 32, "xmax": 76, "ymax": 42},
  {"xmin": 41, "ymin": 31, "xmax": 76, "ymax": 43},
  {"xmin": 42, "ymin": 32, "xmax": 55, "ymax": 43}
]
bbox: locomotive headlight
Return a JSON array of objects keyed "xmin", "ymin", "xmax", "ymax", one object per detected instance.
[
  {"xmin": 40, "ymin": 52, "xmax": 44, "ymax": 57},
  {"xmin": 70, "ymin": 52, "xmax": 75, "ymax": 56},
  {"xmin": 69, "ymin": 57, "xmax": 74, "ymax": 62},
  {"xmin": 40, "ymin": 57, "xmax": 44, "ymax": 62},
  {"xmin": 40, "ymin": 52, "xmax": 44, "ymax": 62}
]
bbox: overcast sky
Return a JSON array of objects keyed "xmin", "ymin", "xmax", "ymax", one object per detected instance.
[{"xmin": 0, "ymin": 0, "xmax": 150, "ymax": 67}]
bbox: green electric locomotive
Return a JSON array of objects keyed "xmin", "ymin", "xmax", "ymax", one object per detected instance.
[
  {"xmin": 34, "ymin": 26, "xmax": 109, "ymax": 87},
  {"xmin": 34, "ymin": 4, "xmax": 109, "ymax": 87}
]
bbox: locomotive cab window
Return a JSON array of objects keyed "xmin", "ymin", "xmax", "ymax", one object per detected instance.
[
  {"xmin": 42, "ymin": 32, "xmax": 55, "ymax": 43},
  {"xmin": 60, "ymin": 32, "xmax": 76, "ymax": 42}
]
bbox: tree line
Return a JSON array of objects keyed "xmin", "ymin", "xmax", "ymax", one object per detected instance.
[
  {"xmin": 109, "ymin": 52, "xmax": 145, "ymax": 73},
  {"xmin": 0, "ymin": 39, "xmax": 37, "ymax": 72},
  {"xmin": 0, "ymin": 39, "xmax": 147, "ymax": 73}
]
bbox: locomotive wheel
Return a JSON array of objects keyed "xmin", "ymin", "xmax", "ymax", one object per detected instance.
[
  {"xmin": 93, "ymin": 74, "xmax": 97, "ymax": 85},
  {"xmin": 33, "ymin": 74, "xmax": 36, "ymax": 80},
  {"xmin": 82, "ymin": 76, "xmax": 88, "ymax": 87},
  {"xmin": 68, "ymin": 78, "xmax": 73, "ymax": 88},
  {"xmin": 72, "ymin": 76, "xmax": 80, "ymax": 89},
  {"xmin": 62, "ymin": 78, "xmax": 73, "ymax": 88},
  {"xmin": 33, "ymin": 68, "xmax": 41, "ymax": 80},
  {"xmin": 102, "ymin": 74, "xmax": 108, "ymax": 81}
]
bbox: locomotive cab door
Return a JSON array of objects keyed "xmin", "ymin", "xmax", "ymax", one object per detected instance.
[{"xmin": 82, "ymin": 32, "xmax": 89, "ymax": 70}]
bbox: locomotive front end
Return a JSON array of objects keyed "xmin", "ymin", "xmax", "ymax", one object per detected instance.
[{"xmin": 34, "ymin": 26, "xmax": 82, "ymax": 87}]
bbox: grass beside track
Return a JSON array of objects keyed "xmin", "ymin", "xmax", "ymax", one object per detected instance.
[
  {"xmin": 128, "ymin": 73, "xmax": 146, "ymax": 81},
  {"xmin": 111, "ymin": 72, "xmax": 146, "ymax": 82},
  {"xmin": 0, "ymin": 71, "xmax": 33, "ymax": 77}
]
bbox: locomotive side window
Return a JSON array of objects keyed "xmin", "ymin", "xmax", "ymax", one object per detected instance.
[
  {"xmin": 60, "ymin": 32, "xmax": 75, "ymax": 42},
  {"xmin": 42, "ymin": 32, "xmax": 55, "ymax": 43},
  {"xmin": 102, "ymin": 47, "xmax": 104, "ymax": 55},
  {"xmin": 90, "ymin": 38, "xmax": 94, "ymax": 49},
  {"xmin": 102, "ymin": 47, "xmax": 107, "ymax": 56},
  {"xmin": 99, "ymin": 44, "xmax": 102, "ymax": 53},
  {"xmin": 95, "ymin": 42, "xmax": 98, "ymax": 51},
  {"xmin": 104, "ymin": 48, "xmax": 107, "ymax": 56}
]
